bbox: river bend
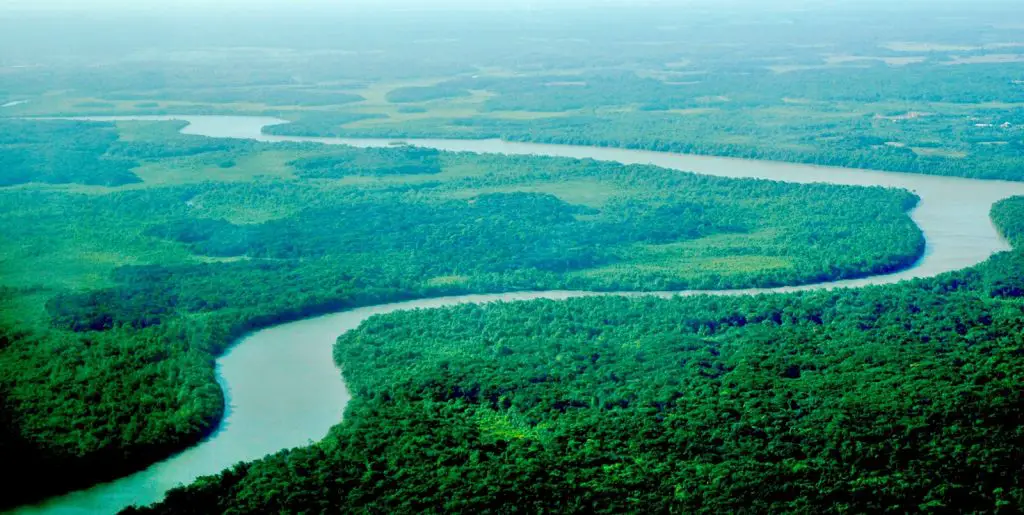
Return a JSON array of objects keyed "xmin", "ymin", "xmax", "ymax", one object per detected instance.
[{"xmin": 12, "ymin": 115, "xmax": 1024, "ymax": 514}]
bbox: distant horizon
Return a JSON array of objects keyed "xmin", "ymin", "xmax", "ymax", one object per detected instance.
[
  {"xmin": 1, "ymin": 0, "xmax": 676, "ymax": 14},
  {"xmin": 1, "ymin": 0, "xmax": 1010, "ymax": 15}
]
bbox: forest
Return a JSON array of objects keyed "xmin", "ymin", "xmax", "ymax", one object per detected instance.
[
  {"xmin": 385, "ymin": 85, "xmax": 473, "ymax": 104},
  {"xmin": 2, "ymin": 0, "xmax": 1024, "ymax": 512},
  {"xmin": 254, "ymin": 74, "xmax": 1024, "ymax": 181},
  {"xmin": 0, "ymin": 120, "xmax": 142, "ymax": 186},
  {"xmin": 131, "ymin": 197, "xmax": 1024, "ymax": 514},
  {"xmin": 5, "ymin": 3, "xmax": 1024, "ymax": 181},
  {"xmin": 0, "ymin": 119, "xmax": 924, "ymax": 509},
  {"xmin": 287, "ymin": 146, "xmax": 443, "ymax": 177}
]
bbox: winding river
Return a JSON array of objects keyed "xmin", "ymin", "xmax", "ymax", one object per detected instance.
[{"xmin": 11, "ymin": 115, "xmax": 1024, "ymax": 514}]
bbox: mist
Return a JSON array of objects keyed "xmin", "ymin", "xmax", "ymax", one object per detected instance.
[
  {"xmin": 2, "ymin": 0, "xmax": 679, "ymax": 14},
  {"xmin": 1, "ymin": 0, "xmax": 987, "ymax": 15}
]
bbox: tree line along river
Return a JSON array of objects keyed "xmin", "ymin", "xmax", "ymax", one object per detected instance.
[{"xmin": 11, "ymin": 115, "xmax": 1024, "ymax": 514}]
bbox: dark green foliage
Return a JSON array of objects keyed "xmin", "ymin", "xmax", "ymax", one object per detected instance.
[
  {"xmin": 0, "ymin": 314, "xmax": 223, "ymax": 509},
  {"xmin": 5, "ymin": 3, "xmax": 1024, "ymax": 510},
  {"xmin": 0, "ymin": 119, "xmax": 931, "ymax": 508},
  {"xmin": 288, "ymin": 146, "xmax": 442, "ymax": 177},
  {"xmin": 42, "ymin": 259, "xmax": 441, "ymax": 352},
  {"xmin": 139, "ymin": 192, "xmax": 723, "ymax": 266},
  {"xmin": 0, "ymin": 120, "xmax": 141, "ymax": 186},
  {"xmin": 385, "ymin": 85, "xmax": 472, "ymax": 103},
  {"xmin": 984, "ymin": 198, "xmax": 1024, "ymax": 298},
  {"xmin": 45, "ymin": 180, "xmax": 920, "ymax": 335},
  {"xmin": 280, "ymin": 108, "xmax": 1024, "ymax": 182},
  {"xmin": 108, "ymin": 130, "xmax": 255, "ymax": 159},
  {"xmin": 261, "ymin": 112, "xmax": 386, "ymax": 137},
  {"xmin": 993, "ymin": 197, "xmax": 1024, "ymax": 248},
  {"xmin": 448, "ymin": 66, "xmax": 1024, "ymax": 113},
  {"xmin": 135, "ymin": 207, "xmax": 1024, "ymax": 514}
]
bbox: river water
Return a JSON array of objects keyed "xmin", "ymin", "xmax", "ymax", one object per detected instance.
[{"xmin": 11, "ymin": 115, "xmax": 1024, "ymax": 514}]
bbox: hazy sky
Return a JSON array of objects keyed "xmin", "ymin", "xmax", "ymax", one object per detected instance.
[
  {"xmin": 0, "ymin": 0, "xmax": 667, "ymax": 13},
  {"xmin": 0, "ymin": 0, "xmax": 993, "ymax": 16}
]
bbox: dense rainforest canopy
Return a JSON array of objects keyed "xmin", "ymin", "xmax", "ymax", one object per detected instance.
[
  {"xmin": 0, "ymin": 119, "xmax": 924, "ymax": 508},
  {"xmin": 132, "ymin": 198, "xmax": 1024, "ymax": 514},
  {"xmin": 0, "ymin": 120, "xmax": 141, "ymax": 186}
]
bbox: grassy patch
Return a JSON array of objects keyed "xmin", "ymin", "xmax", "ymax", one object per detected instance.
[
  {"xmin": 132, "ymin": 150, "xmax": 298, "ymax": 186},
  {"xmin": 910, "ymin": 147, "xmax": 968, "ymax": 158},
  {"xmin": 426, "ymin": 275, "xmax": 471, "ymax": 287},
  {"xmin": 575, "ymin": 232, "xmax": 795, "ymax": 286}
]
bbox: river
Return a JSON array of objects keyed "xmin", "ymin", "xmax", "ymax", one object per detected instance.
[{"xmin": 11, "ymin": 115, "xmax": 1024, "ymax": 514}]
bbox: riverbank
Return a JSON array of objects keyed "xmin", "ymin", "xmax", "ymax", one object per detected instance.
[{"xmin": 11, "ymin": 115, "xmax": 1024, "ymax": 514}]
